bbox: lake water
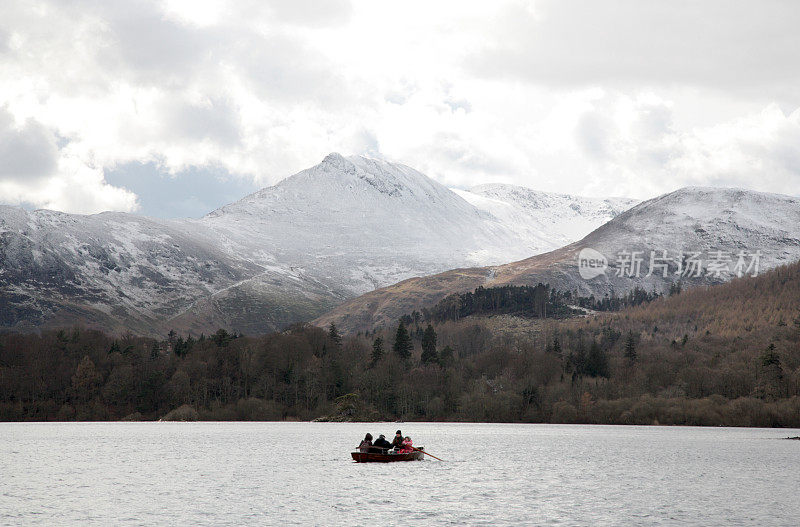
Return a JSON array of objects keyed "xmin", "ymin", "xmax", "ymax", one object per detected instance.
[{"xmin": 2, "ymin": 422, "xmax": 799, "ymax": 526}]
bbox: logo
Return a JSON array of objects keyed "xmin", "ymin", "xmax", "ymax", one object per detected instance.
[{"xmin": 578, "ymin": 247, "xmax": 607, "ymax": 280}]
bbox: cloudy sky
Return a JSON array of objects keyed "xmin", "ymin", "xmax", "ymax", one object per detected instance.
[{"xmin": 1, "ymin": 0, "xmax": 799, "ymax": 217}]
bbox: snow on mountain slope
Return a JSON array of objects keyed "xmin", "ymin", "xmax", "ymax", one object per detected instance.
[
  {"xmin": 0, "ymin": 153, "xmax": 637, "ymax": 336},
  {"xmin": 315, "ymin": 186, "xmax": 800, "ymax": 333},
  {"xmin": 200, "ymin": 154, "xmax": 530, "ymax": 294},
  {"xmin": 453, "ymin": 184, "xmax": 638, "ymax": 254},
  {"xmin": 0, "ymin": 205, "xmax": 261, "ymax": 334},
  {"xmin": 583, "ymin": 187, "xmax": 800, "ymax": 265}
]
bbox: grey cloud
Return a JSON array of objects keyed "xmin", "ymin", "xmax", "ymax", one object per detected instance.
[
  {"xmin": 12, "ymin": 1, "xmax": 355, "ymax": 107},
  {"xmin": 772, "ymin": 139, "xmax": 800, "ymax": 178},
  {"xmin": 237, "ymin": 34, "xmax": 348, "ymax": 104},
  {"xmin": 576, "ymin": 101, "xmax": 681, "ymax": 170},
  {"xmin": 632, "ymin": 103, "xmax": 674, "ymax": 140},
  {"xmin": 265, "ymin": 0, "xmax": 353, "ymax": 27},
  {"xmin": 423, "ymin": 132, "xmax": 519, "ymax": 177},
  {"xmin": 636, "ymin": 143, "xmax": 678, "ymax": 171},
  {"xmin": 164, "ymin": 97, "xmax": 242, "ymax": 146},
  {"xmin": 0, "ymin": 108, "xmax": 59, "ymax": 183},
  {"xmin": 575, "ymin": 112, "xmax": 614, "ymax": 160},
  {"xmin": 105, "ymin": 11, "xmax": 351, "ymax": 105},
  {"xmin": 632, "ymin": 104, "xmax": 679, "ymax": 169},
  {"xmin": 0, "ymin": 26, "xmax": 9, "ymax": 52},
  {"xmin": 101, "ymin": 5, "xmax": 216, "ymax": 80},
  {"xmin": 740, "ymin": 113, "xmax": 800, "ymax": 184},
  {"xmin": 470, "ymin": 0, "xmax": 800, "ymax": 97}
]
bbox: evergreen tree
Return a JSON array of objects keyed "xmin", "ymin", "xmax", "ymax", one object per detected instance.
[
  {"xmin": 328, "ymin": 323, "xmax": 342, "ymax": 348},
  {"xmin": 393, "ymin": 321, "xmax": 413, "ymax": 360},
  {"xmin": 439, "ymin": 345, "xmax": 454, "ymax": 367},
  {"xmin": 212, "ymin": 328, "xmax": 231, "ymax": 347},
  {"xmin": 371, "ymin": 337, "xmax": 384, "ymax": 365},
  {"xmin": 568, "ymin": 338, "xmax": 586, "ymax": 375},
  {"xmin": 174, "ymin": 336, "xmax": 186, "ymax": 357},
  {"xmin": 552, "ymin": 336, "xmax": 562, "ymax": 357},
  {"xmin": 421, "ymin": 324, "xmax": 438, "ymax": 364},
  {"xmin": 586, "ymin": 340, "xmax": 609, "ymax": 377},
  {"xmin": 762, "ymin": 343, "xmax": 779, "ymax": 365},
  {"xmin": 107, "ymin": 341, "xmax": 121, "ymax": 354},
  {"xmin": 172, "ymin": 335, "xmax": 195, "ymax": 357},
  {"xmin": 624, "ymin": 331, "xmax": 637, "ymax": 363},
  {"xmin": 150, "ymin": 342, "xmax": 160, "ymax": 360},
  {"xmin": 759, "ymin": 344, "xmax": 784, "ymax": 399}
]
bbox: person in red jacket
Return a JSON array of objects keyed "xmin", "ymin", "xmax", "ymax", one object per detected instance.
[{"xmin": 398, "ymin": 436, "xmax": 413, "ymax": 453}]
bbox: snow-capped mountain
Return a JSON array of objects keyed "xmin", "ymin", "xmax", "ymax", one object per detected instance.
[
  {"xmin": 315, "ymin": 186, "xmax": 800, "ymax": 333},
  {"xmin": 453, "ymin": 184, "xmax": 636, "ymax": 254},
  {"xmin": 0, "ymin": 205, "xmax": 260, "ymax": 334},
  {"xmin": 200, "ymin": 153, "xmax": 520, "ymax": 294},
  {"xmin": 0, "ymin": 153, "xmax": 637, "ymax": 336}
]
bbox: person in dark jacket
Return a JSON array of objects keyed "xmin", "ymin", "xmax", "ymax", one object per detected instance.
[
  {"xmin": 372, "ymin": 434, "xmax": 392, "ymax": 452},
  {"xmin": 358, "ymin": 433, "xmax": 373, "ymax": 453},
  {"xmin": 391, "ymin": 430, "xmax": 404, "ymax": 450}
]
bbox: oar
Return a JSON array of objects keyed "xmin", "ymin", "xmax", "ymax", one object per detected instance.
[
  {"xmin": 353, "ymin": 444, "xmax": 444, "ymax": 461},
  {"xmin": 411, "ymin": 446, "xmax": 444, "ymax": 461}
]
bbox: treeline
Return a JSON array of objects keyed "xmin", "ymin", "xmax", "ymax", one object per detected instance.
[
  {"xmin": 405, "ymin": 282, "xmax": 666, "ymax": 326},
  {"xmin": 575, "ymin": 284, "xmax": 668, "ymax": 312},
  {"xmin": 2, "ymin": 263, "xmax": 800, "ymax": 426},
  {"xmin": 417, "ymin": 284, "xmax": 577, "ymax": 323}
]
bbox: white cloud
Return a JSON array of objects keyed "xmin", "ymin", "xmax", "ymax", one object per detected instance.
[
  {"xmin": 0, "ymin": 0, "xmax": 799, "ymax": 215},
  {"xmin": 560, "ymin": 95, "xmax": 800, "ymax": 199},
  {"xmin": 0, "ymin": 152, "xmax": 139, "ymax": 214},
  {"xmin": 0, "ymin": 107, "xmax": 137, "ymax": 213}
]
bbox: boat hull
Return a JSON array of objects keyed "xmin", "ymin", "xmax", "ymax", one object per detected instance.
[{"xmin": 351, "ymin": 450, "xmax": 424, "ymax": 462}]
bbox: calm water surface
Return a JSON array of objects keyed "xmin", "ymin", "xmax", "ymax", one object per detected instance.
[{"xmin": 1, "ymin": 422, "xmax": 799, "ymax": 526}]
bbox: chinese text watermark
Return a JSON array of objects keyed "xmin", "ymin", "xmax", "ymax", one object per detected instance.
[{"xmin": 578, "ymin": 249, "xmax": 761, "ymax": 279}]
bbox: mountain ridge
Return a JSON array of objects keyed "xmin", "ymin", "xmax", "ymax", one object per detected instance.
[
  {"xmin": 0, "ymin": 154, "xmax": 639, "ymax": 336},
  {"xmin": 314, "ymin": 185, "xmax": 800, "ymax": 333}
]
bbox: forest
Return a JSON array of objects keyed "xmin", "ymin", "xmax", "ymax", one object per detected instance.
[
  {"xmin": 1, "ymin": 261, "xmax": 800, "ymax": 426},
  {"xmin": 409, "ymin": 282, "xmax": 665, "ymax": 325}
]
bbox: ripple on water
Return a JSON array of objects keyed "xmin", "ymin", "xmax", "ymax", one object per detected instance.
[{"xmin": 2, "ymin": 422, "xmax": 800, "ymax": 526}]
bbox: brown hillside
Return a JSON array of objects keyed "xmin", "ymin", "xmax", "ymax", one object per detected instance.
[{"xmin": 315, "ymin": 186, "xmax": 800, "ymax": 333}]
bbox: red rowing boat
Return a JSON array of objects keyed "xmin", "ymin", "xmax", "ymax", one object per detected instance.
[{"xmin": 351, "ymin": 448, "xmax": 425, "ymax": 462}]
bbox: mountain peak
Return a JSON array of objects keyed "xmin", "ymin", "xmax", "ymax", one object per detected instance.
[
  {"xmin": 630, "ymin": 186, "xmax": 799, "ymax": 218},
  {"xmin": 320, "ymin": 152, "xmax": 351, "ymax": 170},
  {"xmin": 0, "ymin": 152, "xmax": 646, "ymax": 336}
]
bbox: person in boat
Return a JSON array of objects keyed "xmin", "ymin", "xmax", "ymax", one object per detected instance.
[
  {"xmin": 391, "ymin": 430, "xmax": 404, "ymax": 450},
  {"xmin": 398, "ymin": 436, "xmax": 414, "ymax": 454},
  {"xmin": 358, "ymin": 433, "xmax": 373, "ymax": 453},
  {"xmin": 372, "ymin": 434, "xmax": 392, "ymax": 453}
]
